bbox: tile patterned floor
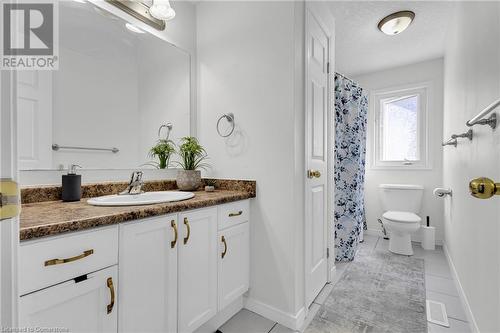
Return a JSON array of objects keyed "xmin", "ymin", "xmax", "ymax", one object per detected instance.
[{"xmin": 218, "ymin": 235, "xmax": 472, "ymax": 333}]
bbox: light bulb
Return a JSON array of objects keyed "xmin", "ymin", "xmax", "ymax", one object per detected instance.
[{"xmin": 149, "ymin": 0, "xmax": 176, "ymax": 21}]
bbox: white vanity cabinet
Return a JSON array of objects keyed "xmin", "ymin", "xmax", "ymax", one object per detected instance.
[
  {"xmin": 19, "ymin": 199, "xmax": 251, "ymax": 333},
  {"xmin": 217, "ymin": 222, "xmax": 250, "ymax": 310},
  {"xmin": 178, "ymin": 208, "xmax": 218, "ymax": 333},
  {"xmin": 19, "ymin": 266, "xmax": 118, "ymax": 333},
  {"xmin": 118, "ymin": 214, "xmax": 178, "ymax": 333},
  {"xmin": 118, "ymin": 203, "xmax": 249, "ymax": 333},
  {"xmin": 19, "ymin": 226, "xmax": 119, "ymax": 333}
]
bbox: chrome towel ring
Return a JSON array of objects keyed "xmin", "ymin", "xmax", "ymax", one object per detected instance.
[
  {"xmin": 158, "ymin": 123, "xmax": 173, "ymax": 140},
  {"xmin": 217, "ymin": 113, "xmax": 235, "ymax": 137}
]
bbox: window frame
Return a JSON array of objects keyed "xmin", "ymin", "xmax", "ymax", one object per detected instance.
[{"xmin": 371, "ymin": 83, "xmax": 431, "ymax": 170}]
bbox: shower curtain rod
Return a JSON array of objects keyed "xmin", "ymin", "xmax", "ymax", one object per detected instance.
[{"xmin": 335, "ymin": 72, "xmax": 358, "ymax": 84}]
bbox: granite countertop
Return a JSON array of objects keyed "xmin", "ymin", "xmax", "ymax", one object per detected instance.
[
  {"xmin": 20, "ymin": 190, "xmax": 253, "ymax": 241},
  {"xmin": 20, "ymin": 179, "xmax": 256, "ymax": 241}
]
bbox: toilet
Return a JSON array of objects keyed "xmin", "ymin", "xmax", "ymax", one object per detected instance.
[{"xmin": 379, "ymin": 184, "xmax": 424, "ymax": 255}]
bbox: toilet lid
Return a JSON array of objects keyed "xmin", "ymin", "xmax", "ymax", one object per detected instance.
[{"xmin": 383, "ymin": 211, "xmax": 421, "ymax": 223}]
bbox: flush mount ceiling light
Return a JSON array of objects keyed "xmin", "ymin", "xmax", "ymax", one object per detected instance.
[
  {"xmin": 149, "ymin": 0, "xmax": 176, "ymax": 21},
  {"xmin": 378, "ymin": 11, "xmax": 415, "ymax": 35}
]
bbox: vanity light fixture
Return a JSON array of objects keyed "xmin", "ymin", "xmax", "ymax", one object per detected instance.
[
  {"xmin": 149, "ymin": 0, "xmax": 176, "ymax": 21},
  {"xmin": 378, "ymin": 11, "xmax": 415, "ymax": 35},
  {"xmin": 125, "ymin": 23, "xmax": 145, "ymax": 34}
]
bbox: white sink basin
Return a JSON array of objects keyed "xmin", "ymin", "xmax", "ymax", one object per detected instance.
[{"xmin": 87, "ymin": 191, "xmax": 195, "ymax": 207}]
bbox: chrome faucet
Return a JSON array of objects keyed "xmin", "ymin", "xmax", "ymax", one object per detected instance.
[{"xmin": 120, "ymin": 171, "xmax": 144, "ymax": 195}]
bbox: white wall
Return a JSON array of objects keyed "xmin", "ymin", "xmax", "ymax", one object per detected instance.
[
  {"xmin": 443, "ymin": 2, "xmax": 500, "ymax": 331},
  {"xmin": 353, "ymin": 58, "xmax": 444, "ymax": 242},
  {"xmin": 196, "ymin": 0, "xmax": 306, "ymax": 323}
]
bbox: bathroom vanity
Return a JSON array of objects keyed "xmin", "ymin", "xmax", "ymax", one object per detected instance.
[{"xmin": 18, "ymin": 180, "xmax": 254, "ymax": 333}]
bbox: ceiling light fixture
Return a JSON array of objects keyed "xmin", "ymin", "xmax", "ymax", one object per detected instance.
[
  {"xmin": 378, "ymin": 10, "xmax": 415, "ymax": 35},
  {"xmin": 149, "ymin": 0, "xmax": 176, "ymax": 21},
  {"xmin": 125, "ymin": 23, "xmax": 145, "ymax": 34}
]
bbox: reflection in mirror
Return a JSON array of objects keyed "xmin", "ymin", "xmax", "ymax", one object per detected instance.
[{"xmin": 17, "ymin": 1, "xmax": 190, "ymax": 171}]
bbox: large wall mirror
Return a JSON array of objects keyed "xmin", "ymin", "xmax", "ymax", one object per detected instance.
[{"xmin": 17, "ymin": 1, "xmax": 191, "ymax": 172}]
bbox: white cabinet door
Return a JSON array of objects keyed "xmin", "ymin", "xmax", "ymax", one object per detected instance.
[
  {"xmin": 119, "ymin": 215, "xmax": 178, "ymax": 333},
  {"xmin": 19, "ymin": 265, "xmax": 118, "ymax": 333},
  {"xmin": 178, "ymin": 208, "xmax": 218, "ymax": 333},
  {"xmin": 218, "ymin": 222, "xmax": 249, "ymax": 311}
]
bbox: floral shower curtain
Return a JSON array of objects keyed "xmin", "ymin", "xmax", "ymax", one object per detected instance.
[{"xmin": 334, "ymin": 73, "xmax": 368, "ymax": 262}]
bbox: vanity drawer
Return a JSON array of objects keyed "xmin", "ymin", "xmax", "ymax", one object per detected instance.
[
  {"xmin": 19, "ymin": 226, "xmax": 119, "ymax": 296},
  {"xmin": 218, "ymin": 200, "xmax": 249, "ymax": 230}
]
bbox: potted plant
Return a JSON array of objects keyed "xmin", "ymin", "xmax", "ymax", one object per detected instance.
[
  {"xmin": 148, "ymin": 139, "xmax": 175, "ymax": 169},
  {"xmin": 175, "ymin": 137, "xmax": 210, "ymax": 191}
]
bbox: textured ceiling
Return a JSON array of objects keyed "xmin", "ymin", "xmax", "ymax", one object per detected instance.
[{"xmin": 329, "ymin": 1, "xmax": 454, "ymax": 77}]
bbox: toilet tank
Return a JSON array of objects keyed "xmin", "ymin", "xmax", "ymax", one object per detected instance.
[{"xmin": 379, "ymin": 184, "xmax": 424, "ymax": 213}]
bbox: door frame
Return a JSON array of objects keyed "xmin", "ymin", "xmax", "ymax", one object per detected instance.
[
  {"xmin": 1, "ymin": 70, "xmax": 20, "ymax": 327},
  {"xmin": 303, "ymin": 2, "xmax": 335, "ymax": 312}
]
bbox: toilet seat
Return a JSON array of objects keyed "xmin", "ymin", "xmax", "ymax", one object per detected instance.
[{"xmin": 382, "ymin": 211, "xmax": 421, "ymax": 223}]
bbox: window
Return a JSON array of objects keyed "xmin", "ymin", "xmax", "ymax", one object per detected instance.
[{"xmin": 373, "ymin": 85, "xmax": 429, "ymax": 169}]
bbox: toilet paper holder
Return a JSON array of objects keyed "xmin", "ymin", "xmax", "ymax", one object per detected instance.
[{"xmin": 433, "ymin": 188, "xmax": 452, "ymax": 197}]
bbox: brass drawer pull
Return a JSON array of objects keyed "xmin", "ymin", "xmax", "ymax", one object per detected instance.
[
  {"xmin": 107, "ymin": 277, "xmax": 115, "ymax": 314},
  {"xmin": 183, "ymin": 218, "xmax": 190, "ymax": 245},
  {"xmin": 229, "ymin": 211, "xmax": 243, "ymax": 217},
  {"xmin": 221, "ymin": 235, "xmax": 227, "ymax": 259},
  {"xmin": 44, "ymin": 249, "xmax": 94, "ymax": 266},
  {"xmin": 171, "ymin": 220, "xmax": 178, "ymax": 248}
]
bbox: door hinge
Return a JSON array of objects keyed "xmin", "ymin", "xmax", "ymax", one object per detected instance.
[
  {"xmin": 0, "ymin": 179, "xmax": 20, "ymax": 220},
  {"xmin": 327, "ymin": 62, "xmax": 330, "ymax": 74},
  {"xmin": 326, "ymin": 248, "xmax": 330, "ymax": 259}
]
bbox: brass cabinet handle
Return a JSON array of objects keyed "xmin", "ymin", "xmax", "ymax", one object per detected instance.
[
  {"xmin": 469, "ymin": 177, "xmax": 500, "ymax": 199},
  {"xmin": 229, "ymin": 210, "xmax": 243, "ymax": 217},
  {"xmin": 183, "ymin": 217, "xmax": 191, "ymax": 245},
  {"xmin": 307, "ymin": 169, "xmax": 321, "ymax": 179},
  {"xmin": 171, "ymin": 220, "xmax": 178, "ymax": 248},
  {"xmin": 44, "ymin": 249, "xmax": 94, "ymax": 266},
  {"xmin": 106, "ymin": 277, "xmax": 115, "ymax": 314},
  {"xmin": 221, "ymin": 235, "xmax": 227, "ymax": 259}
]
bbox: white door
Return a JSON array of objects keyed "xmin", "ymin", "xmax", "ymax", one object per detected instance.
[
  {"xmin": 305, "ymin": 9, "xmax": 330, "ymax": 307},
  {"xmin": 218, "ymin": 222, "xmax": 249, "ymax": 311},
  {"xmin": 1, "ymin": 70, "xmax": 20, "ymax": 327},
  {"xmin": 119, "ymin": 215, "xmax": 178, "ymax": 333},
  {"xmin": 178, "ymin": 208, "xmax": 218, "ymax": 333},
  {"xmin": 19, "ymin": 266, "xmax": 118, "ymax": 333},
  {"xmin": 16, "ymin": 70, "xmax": 52, "ymax": 170}
]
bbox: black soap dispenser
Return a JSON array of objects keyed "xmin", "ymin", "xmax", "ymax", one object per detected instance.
[{"xmin": 62, "ymin": 164, "xmax": 82, "ymax": 202}]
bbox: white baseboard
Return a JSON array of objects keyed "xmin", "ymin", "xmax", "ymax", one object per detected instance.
[
  {"xmin": 194, "ymin": 297, "xmax": 243, "ymax": 333},
  {"xmin": 365, "ymin": 228, "xmax": 443, "ymax": 245},
  {"xmin": 328, "ymin": 263, "xmax": 337, "ymax": 283},
  {"xmin": 244, "ymin": 297, "xmax": 305, "ymax": 331},
  {"xmin": 442, "ymin": 242, "xmax": 479, "ymax": 333}
]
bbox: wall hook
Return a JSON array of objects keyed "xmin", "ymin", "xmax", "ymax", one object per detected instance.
[{"xmin": 451, "ymin": 129, "xmax": 473, "ymax": 141}]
